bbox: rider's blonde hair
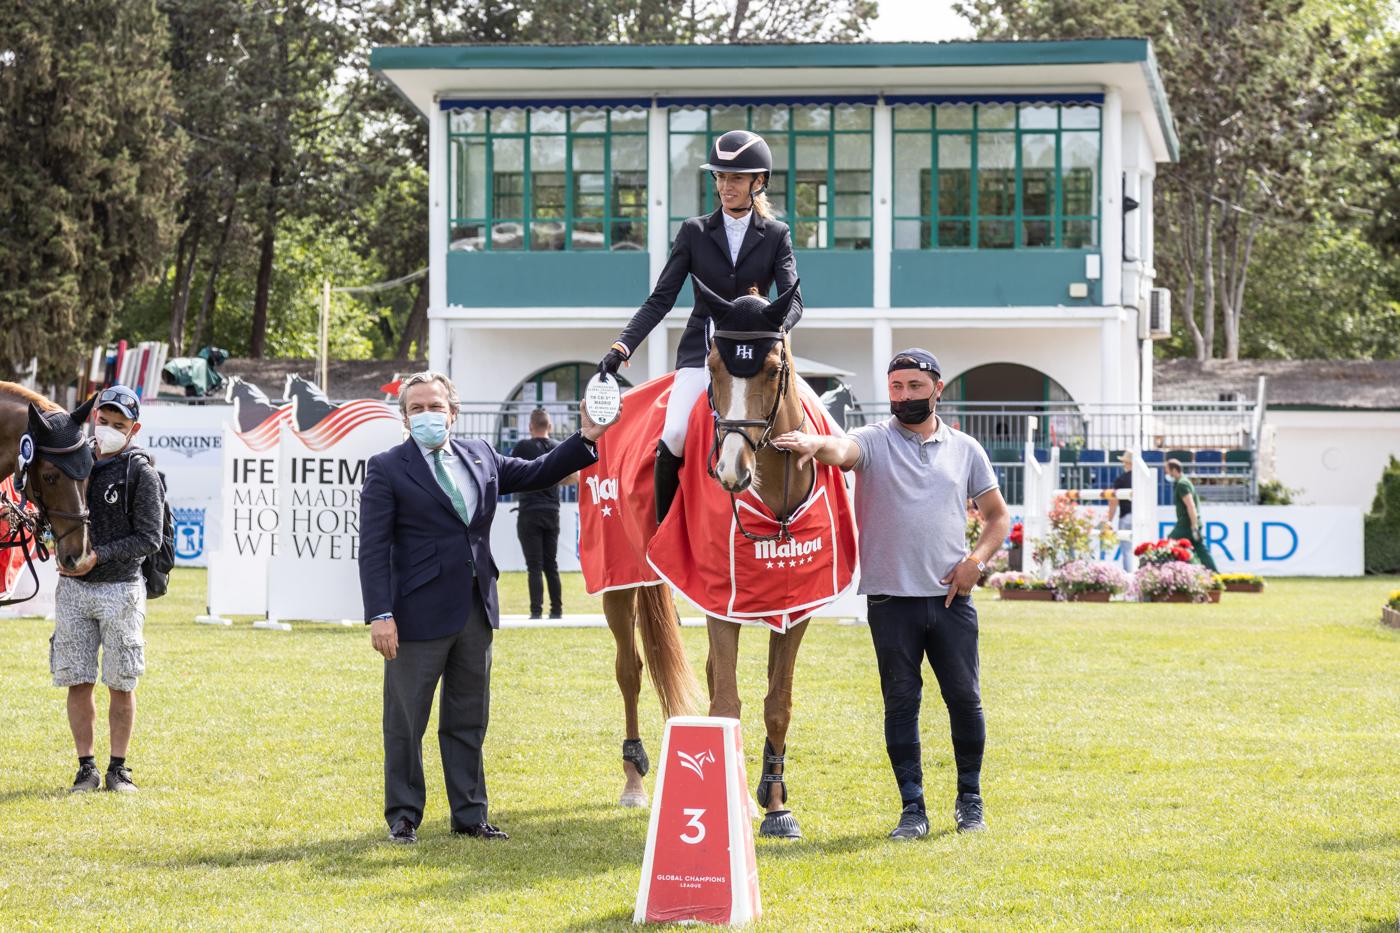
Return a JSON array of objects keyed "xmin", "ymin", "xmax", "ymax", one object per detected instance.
[{"xmin": 751, "ymin": 176, "xmax": 773, "ymax": 221}]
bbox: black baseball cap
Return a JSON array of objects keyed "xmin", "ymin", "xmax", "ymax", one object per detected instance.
[
  {"xmin": 888, "ymin": 348, "xmax": 941, "ymax": 378},
  {"xmin": 97, "ymin": 384, "xmax": 140, "ymax": 420}
]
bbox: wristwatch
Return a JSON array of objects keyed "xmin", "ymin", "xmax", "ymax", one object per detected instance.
[{"xmin": 970, "ymin": 557, "xmax": 986, "ymax": 573}]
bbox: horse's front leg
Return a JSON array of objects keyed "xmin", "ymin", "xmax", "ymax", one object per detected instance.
[
  {"xmin": 758, "ymin": 619, "xmax": 809, "ymax": 839},
  {"xmin": 704, "ymin": 616, "xmax": 742, "ymax": 718},
  {"xmin": 604, "ymin": 589, "xmax": 647, "ymax": 807}
]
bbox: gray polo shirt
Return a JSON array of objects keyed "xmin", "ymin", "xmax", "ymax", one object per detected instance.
[{"xmin": 848, "ymin": 416, "xmax": 999, "ymax": 597}]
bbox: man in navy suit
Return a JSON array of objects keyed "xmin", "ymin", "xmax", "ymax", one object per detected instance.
[{"xmin": 358, "ymin": 371, "xmax": 611, "ymax": 844}]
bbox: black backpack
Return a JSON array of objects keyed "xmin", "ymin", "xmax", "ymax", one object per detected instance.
[{"xmin": 124, "ymin": 451, "xmax": 175, "ymax": 599}]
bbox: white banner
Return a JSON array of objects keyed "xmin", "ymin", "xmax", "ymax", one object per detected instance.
[
  {"xmin": 488, "ymin": 502, "xmax": 582, "ymax": 573},
  {"xmin": 206, "ymin": 400, "xmax": 288, "ymax": 616},
  {"xmin": 1152, "ymin": 505, "xmax": 1363, "ymax": 576},
  {"xmin": 266, "ymin": 399, "xmax": 402, "ymax": 622},
  {"xmin": 136, "ymin": 403, "xmax": 228, "ymax": 567}
]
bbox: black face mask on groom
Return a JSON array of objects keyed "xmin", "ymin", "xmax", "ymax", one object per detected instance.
[{"xmin": 889, "ymin": 393, "xmax": 937, "ymax": 426}]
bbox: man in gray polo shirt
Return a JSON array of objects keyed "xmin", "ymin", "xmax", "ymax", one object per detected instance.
[{"xmin": 775, "ymin": 348, "xmax": 1009, "ymax": 839}]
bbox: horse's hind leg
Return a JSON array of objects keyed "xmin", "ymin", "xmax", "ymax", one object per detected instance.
[
  {"xmin": 604, "ymin": 589, "xmax": 647, "ymax": 807},
  {"xmin": 704, "ymin": 616, "xmax": 742, "ymax": 719},
  {"xmin": 758, "ymin": 619, "xmax": 810, "ymax": 839}
]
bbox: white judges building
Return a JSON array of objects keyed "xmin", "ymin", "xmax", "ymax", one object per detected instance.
[{"xmin": 371, "ymin": 39, "xmax": 1178, "ymax": 418}]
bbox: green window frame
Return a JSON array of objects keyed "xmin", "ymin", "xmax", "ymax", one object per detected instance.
[
  {"xmin": 447, "ymin": 106, "xmax": 649, "ymax": 252},
  {"xmin": 667, "ymin": 103, "xmax": 873, "ymax": 250},
  {"xmin": 892, "ymin": 103, "xmax": 1101, "ymax": 250}
]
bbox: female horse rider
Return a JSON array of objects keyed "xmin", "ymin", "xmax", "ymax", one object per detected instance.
[{"xmin": 597, "ymin": 129, "xmax": 803, "ymax": 523}]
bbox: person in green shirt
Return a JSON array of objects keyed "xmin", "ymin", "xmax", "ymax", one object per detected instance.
[{"xmin": 1165, "ymin": 458, "xmax": 1218, "ymax": 571}]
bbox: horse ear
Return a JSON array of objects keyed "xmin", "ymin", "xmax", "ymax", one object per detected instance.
[
  {"xmin": 690, "ymin": 275, "xmax": 735, "ymax": 322},
  {"xmin": 70, "ymin": 393, "xmax": 95, "ymax": 426},
  {"xmin": 764, "ymin": 279, "xmax": 800, "ymax": 331},
  {"xmin": 26, "ymin": 402, "xmax": 46, "ymax": 436}
]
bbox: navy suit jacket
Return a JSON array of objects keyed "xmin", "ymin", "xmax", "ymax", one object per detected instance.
[
  {"xmin": 357, "ymin": 433, "xmax": 597, "ymax": 640},
  {"xmin": 616, "ymin": 208, "xmax": 803, "ymax": 369}
]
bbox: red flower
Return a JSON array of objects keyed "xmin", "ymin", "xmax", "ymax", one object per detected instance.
[
  {"xmin": 1175, "ymin": 538, "xmax": 1194, "ymax": 548},
  {"xmin": 1009, "ymin": 522, "xmax": 1024, "ymax": 546},
  {"xmin": 1171, "ymin": 547, "xmax": 1193, "ymax": 562},
  {"xmin": 1134, "ymin": 542, "xmax": 1151, "ymax": 556}
]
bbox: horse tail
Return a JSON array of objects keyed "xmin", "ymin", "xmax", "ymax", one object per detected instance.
[{"xmin": 635, "ymin": 583, "xmax": 701, "ymax": 719}]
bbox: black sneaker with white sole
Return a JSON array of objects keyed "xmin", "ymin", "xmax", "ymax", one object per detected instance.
[
  {"xmin": 888, "ymin": 803, "xmax": 929, "ymax": 840},
  {"xmin": 70, "ymin": 763, "xmax": 101, "ymax": 794},
  {"xmin": 104, "ymin": 766, "xmax": 138, "ymax": 793},
  {"xmin": 955, "ymin": 792, "xmax": 986, "ymax": 832}
]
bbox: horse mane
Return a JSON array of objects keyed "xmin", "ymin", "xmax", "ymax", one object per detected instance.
[{"xmin": 0, "ymin": 381, "xmax": 61, "ymax": 413}]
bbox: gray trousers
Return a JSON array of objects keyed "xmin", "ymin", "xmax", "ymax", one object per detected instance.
[{"xmin": 383, "ymin": 589, "xmax": 493, "ymax": 830}]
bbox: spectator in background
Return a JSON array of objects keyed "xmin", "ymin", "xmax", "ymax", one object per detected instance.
[
  {"xmin": 1165, "ymin": 458, "xmax": 1218, "ymax": 571},
  {"xmin": 1106, "ymin": 451, "xmax": 1134, "ymax": 571},
  {"xmin": 509, "ymin": 408, "xmax": 574, "ymax": 620}
]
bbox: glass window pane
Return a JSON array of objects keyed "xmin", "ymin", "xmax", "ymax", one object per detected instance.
[
  {"xmin": 531, "ymin": 108, "xmax": 566, "ymax": 133},
  {"xmin": 937, "ymin": 134, "xmax": 971, "ymax": 217},
  {"xmin": 610, "ymin": 107, "xmax": 647, "ymax": 133},
  {"xmin": 449, "ymin": 221, "xmax": 484, "ymax": 251},
  {"xmin": 894, "ymin": 133, "xmax": 931, "ymax": 218},
  {"xmin": 611, "ymin": 220, "xmax": 647, "ymax": 250},
  {"xmin": 834, "ymin": 188, "xmax": 869, "ymax": 217},
  {"xmin": 1022, "ymin": 219, "xmax": 1053, "ymax": 247},
  {"xmin": 1062, "ymin": 105, "xmax": 1100, "ymax": 128},
  {"xmin": 530, "ymin": 136, "xmax": 566, "ymax": 223},
  {"xmin": 491, "ymin": 137, "xmax": 524, "ymax": 218},
  {"xmin": 669, "ymin": 107, "xmax": 706, "ymax": 133},
  {"xmin": 449, "ymin": 109, "xmax": 486, "ymax": 134},
  {"xmin": 1062, "ymin": 131, "xmax": 1099, "ymax": 216},
  {"xmin": 752, "ymin": 105, "xmax": 788, "ymax": 132},
  {"xmin": 1019, "ymin": 104, "xmax": 1057, "ymax": 129},
  {"xmin": 894, "ymin": 106, "xmax": 931, "ymax": 129},
  {"xmin": 834, "ymin": 219, "xmax": 871, "ymax": 249},
  {"xmin": 979, "ymin": 219, "xmax": 1014, "ymax": 248},
  {"xmin": 710, "ymin": 106, "xmax": 745, "ymax": 131},
  {"xmin": 531, "ymin": 220, "xmax": 565, "ymax": 250},
  {"xmin": 936, "ymin": 105, "xmax": 973, "ymax": 129},
  {"xmin": 979, "ymin": 104, "xmax": 1015, "ymax": 129},
  {"xmin": 834, "ymin": 104, "xmax": 872, "ymax": 130},
  {"xmin": 796, "ymin": 135, "xmax": 828, "ymax": 172},
  {"xmin": 834, "ymin": 133, "xmax": 870, "ymax": 171},
  {"xmin": 1063, "ymin": 218, "xmax": 1097, "ymax": 248},
  {"xmin": 938, "ymin": 220, "xmax": 970, "ymax": 247},
  {"xmin": 611, "ymin": 134, "xmax": 645, "ymax": 171},
  {"xmin": 669, "ymin": 134, "xmax": 708, "ymax": 218},
  {"xmin": 976, "ymin": 133, "xmax": 1015, "ymax": 217},
  {"xmin": 612, "ymin": 170, "xmax": 647, "ymax": 217},
  {"xmin": 570, "ymin": 108, "xmax": 606, "ymax": 132},
  {"xmin": 490, "ymin": 108, "xmax": 525, "ymax": 133},
  {"xmin": 1021, "ymin": 133, "xmax": 1055, "ymax": 217},
  {"xmin": 571, "ymin": 221, "xmax": 605, "ymax": 250},
  {"xmin": 793, "ymin": 105, "xmax": 830, "ymax": 131},
  {"xmin": 794, "ymin": 219, "xmax": 822, "ymax": 249},
  {"xmin": 490, "ymin": 219, "xmax": 524, "ymax": 250},
  {"xmin": 894, "ymin": 218, "xmax": 929, "ymax": 250}
]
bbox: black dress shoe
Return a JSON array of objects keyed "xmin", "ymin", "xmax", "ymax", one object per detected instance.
[
  {"xmin": 388, "ymin": 817, "xmax": 417, "ymax": 844},
  {"xmin": 453, "ymin": 821, "xmax": 509, "ymax": 840}
]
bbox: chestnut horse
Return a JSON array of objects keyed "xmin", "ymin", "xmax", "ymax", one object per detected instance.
[{"xmin": 603, "ymin": 280, "xmax": 814, "ymax": 839}]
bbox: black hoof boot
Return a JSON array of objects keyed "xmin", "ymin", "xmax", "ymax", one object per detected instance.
[
  {"xmin": 654, "ymin": 441, "xmax": 683, "ymax": 524},
  {"xmin": 759, "ymin": 809, "xmax": 803, "ymax": 839},
  {"xmin": 755, "ymin": 738, "xmax": 787, "ymax": 809},
  {"xmin": 622, "ymin": 738, "xmax": 649, "ymax": 777}
]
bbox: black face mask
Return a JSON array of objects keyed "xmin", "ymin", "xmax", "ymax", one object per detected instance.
[{"xmin": 890, "ymin": 393, "xmax": 936, "ymax": 426}]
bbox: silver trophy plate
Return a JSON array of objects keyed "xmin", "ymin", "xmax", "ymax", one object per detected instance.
[{"xmin": 584, "ymin": 372, "xmax": 622, "ymax": 426}]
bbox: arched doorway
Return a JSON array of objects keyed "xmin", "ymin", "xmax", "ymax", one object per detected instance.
[
  {"xmin": 499, "ymin": 361, "xmax": 634, "ymax": 451},
  {"xmin": 943, "ymin": 362, "xmax": 1074, "ymax": 405}
]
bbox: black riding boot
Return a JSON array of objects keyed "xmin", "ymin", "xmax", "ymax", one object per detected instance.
[{"xmin": 654, "ymin": 441, "xmax": 683, "ymax": 524}]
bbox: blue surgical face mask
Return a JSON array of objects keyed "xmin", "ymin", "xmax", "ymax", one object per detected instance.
[{"xmin": 409, "ymin": 411, "xmax": 449, "ymax": 448}]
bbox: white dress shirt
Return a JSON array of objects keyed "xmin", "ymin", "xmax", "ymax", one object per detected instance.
[
  {"xmin": 723, "ymin": 209, "xmax": 752, "ymax": 265},
  {"xmin": 416, "ymin": 439, "xmax": 477, "ymax": 523}
]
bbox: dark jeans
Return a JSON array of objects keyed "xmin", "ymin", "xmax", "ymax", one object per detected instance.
[
  {"xmin": 516, "ymin": 508, "xmax": 561, "ymax": 616},
  {"xmin": 383, "ymin": 587, "xmax": 492, "ymax": 830},
  {"xmin": 867, "ymin": 594, "xmax": 985, "ymax": 805}
]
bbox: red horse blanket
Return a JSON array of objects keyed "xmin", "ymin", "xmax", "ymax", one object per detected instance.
[{"xmin": 579, "ymin": 372, "xmax": 857, "ymax": 633}]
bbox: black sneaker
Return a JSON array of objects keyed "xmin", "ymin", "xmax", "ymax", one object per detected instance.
[
  {"xmin": 955, "ymin": 792, "xmax": 986, "ymax": 833},
  {"xmin": 105, "ymin": 766, "xmax": 137, "ymax": 793},
  {"xmin": 888, "ymin": 803, "xmax": 929, "ymax": 840},
  {"xmin": 70, "ymin": 763, "xmax": 101, "ymax": 794},
  {"xmin": 528, "ymin": 613, "xmax": 542, "ymax": 621},
  {"xmin": 548, "ymin": 611, "xmax": 563, "ymax": 620},
  {"xmin": 387, "ymin": 817, "xmax": 417, "ymax": 844}
]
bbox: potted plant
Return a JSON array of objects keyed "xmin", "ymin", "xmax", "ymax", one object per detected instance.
[
  {"xmin": 1217, "ymin": 573, "xmax": 1265, "ymax": 594},
  {"xmin": 1383, "ymin": 591, "xmax": 1400, "ymax": 629},
  {"xmin": 1134, "ymin": 537, "xmax": 1197, "ymax": 566},
  {"xmin": 1049, "ymin": 560, "xmax": 1130, "ymax": 602},
  {"xmin": 987, "ymin": 572, "xmax": 1056, "ymax": 601},
  {"xmin": 1135, "ymin": 562, "xmax": 1219, "ymax": 604},
  {"xmin": 1008, "ymin": 522, "xmax": 1025, "ymax": 571}
]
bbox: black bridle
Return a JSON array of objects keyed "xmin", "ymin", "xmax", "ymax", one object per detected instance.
[
  {"xmin": 0, "ymin": 438, "xmax": 92, "ymax": 605},
  {"xmin": 706, "ymin": 330, "xmax": 809, "ymax": 543}
]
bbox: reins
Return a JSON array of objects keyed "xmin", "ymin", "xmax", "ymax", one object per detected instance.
[
  {"xmin": 0, "ymin": 437, "xmax": 93, "ymax": 605},
  {"xmin": 706, "ymin": 332, "xmax": 811, "ymax": 543}
]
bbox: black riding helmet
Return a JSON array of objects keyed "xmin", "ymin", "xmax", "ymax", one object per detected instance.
[{"xmin": 701, "ymin": 130, "xmax": 772, "ymax": 200}]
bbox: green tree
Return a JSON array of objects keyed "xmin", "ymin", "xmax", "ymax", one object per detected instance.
[{"xmin": 0, "ymin": 1, "xmax": 183, "ymax": 380}]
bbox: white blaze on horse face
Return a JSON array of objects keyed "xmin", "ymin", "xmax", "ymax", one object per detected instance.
[{"xmin": 716, "ymin": 372, "xmax": 754, "ymax": 489}]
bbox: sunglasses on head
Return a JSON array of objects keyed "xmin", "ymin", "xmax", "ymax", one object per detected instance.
[{"xmin": 99, "ymin": 388, "xmax": 138, "ymax": 408}]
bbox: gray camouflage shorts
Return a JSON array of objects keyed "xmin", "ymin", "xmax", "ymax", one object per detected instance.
[{"xmin": 51, "ymin": 578, "xmax": 147, "ymax": 691}]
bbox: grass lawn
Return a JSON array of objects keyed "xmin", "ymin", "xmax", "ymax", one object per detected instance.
[{"xmin": 1, "ymin": 570, "xmax": 1397, "ymax": 931}]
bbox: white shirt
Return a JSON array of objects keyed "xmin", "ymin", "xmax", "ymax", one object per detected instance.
[
  {"xmin": 415, "ymin": 439, "xmax": 477, "ymax": 523},
  {"xmin": 723, "ymin": 209, "xmax": 752, "ymax": 265}
]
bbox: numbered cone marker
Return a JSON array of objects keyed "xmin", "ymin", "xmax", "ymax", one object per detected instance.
[
  {"xmin": 585, "ymin": 372, "xmax": 622, "ymax": 426},
  {"xmin": 634, "ymin": 716, "xmax": 760, "ymax": 926}
]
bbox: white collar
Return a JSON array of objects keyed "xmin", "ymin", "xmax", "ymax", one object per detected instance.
[
  {"xmin": 723, "ymin": 210, "xmax": 752, "ymax": 230},
  {"xmin": 415, "ymin": 439, "xmax": 454, "ymax": 459}
]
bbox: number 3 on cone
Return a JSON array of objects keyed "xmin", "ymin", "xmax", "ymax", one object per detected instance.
[{"xmin": 680, "ymin": 808, "xmax": 706, "ymax": 845}]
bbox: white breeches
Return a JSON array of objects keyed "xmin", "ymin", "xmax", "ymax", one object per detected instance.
[{"xmin": 661, "ymin": 366, "xmax": 711, "ymax": 457}]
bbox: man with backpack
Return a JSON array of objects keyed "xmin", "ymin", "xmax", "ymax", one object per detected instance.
[{"xmin": 53, "ymin": 385, "xmax": 170, "ymax": 794}]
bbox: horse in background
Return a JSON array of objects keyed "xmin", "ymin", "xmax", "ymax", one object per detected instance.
[{"xmin": 0, "ymin": 384, "xmax": 96, "ymax": 573}]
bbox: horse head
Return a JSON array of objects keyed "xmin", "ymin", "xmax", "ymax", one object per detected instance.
[
  {"xmin": 23, "ymin": 397, "xmax": 95, "ymax": 570},
  {"xmin": 285, "ymin": 374, "xmax": 338, "ymax": 432},
  {"xmin": 226, "ymin": 377, "xmax": 280, "ymax": 433},
  {"xmin": 694, "ymin": 276, "xmax": 800, "ymax": 494}
]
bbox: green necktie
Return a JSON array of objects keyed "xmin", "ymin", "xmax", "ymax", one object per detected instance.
[{"xmin": 431, "ymin": 449, "xmax": 472, "ymax": 525}]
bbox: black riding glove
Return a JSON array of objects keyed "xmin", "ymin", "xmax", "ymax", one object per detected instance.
[{"xmin": 599, "ymin": 346, "xmax": 628, "ymax": 377}]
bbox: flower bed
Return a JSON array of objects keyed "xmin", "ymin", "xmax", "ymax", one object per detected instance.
[
  {"xmin": 1135, "ymin": 537, "xmax": 1197, "ymax": 566},
  {"xmin": 1217, "ymin": 573, "xmax": 1265, "ymax": 593},
  {"xmin": 1135, "ymin": 562, "xmax": 1219, "ymax": 604},
  {"xmin": 1050, "ymin": 560, "xmax": 1130, "ymax": 602},
  {"xmin": 986, "ymin": 572, "xmax": 1056, "ymax": 601},
  {"xmin": 1384, "ymin": 590, "xmax": 1400, "ymax": 629}
]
